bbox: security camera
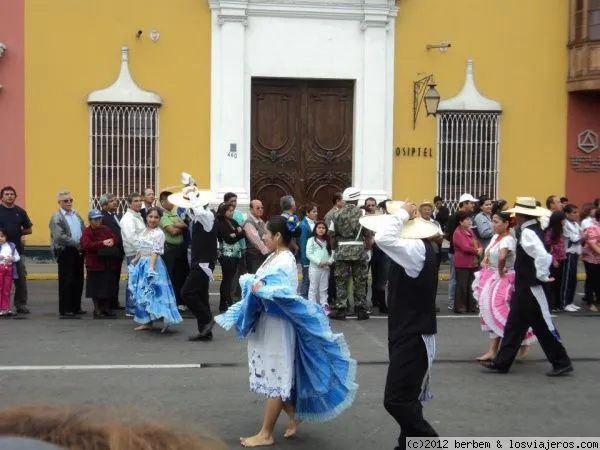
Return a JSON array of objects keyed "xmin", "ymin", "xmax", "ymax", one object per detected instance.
[{"xmin": 136, "ymin": 30, "xmax": 143, "ymax": 38}]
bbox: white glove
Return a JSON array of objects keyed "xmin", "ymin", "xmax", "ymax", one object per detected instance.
[
  {"xmin": 181, "ymin": 172, "xmax": 196, "ymax": 187},
  {"xmin": 182, "ymin": 185, "xmax": 199, "ymax": 199}
]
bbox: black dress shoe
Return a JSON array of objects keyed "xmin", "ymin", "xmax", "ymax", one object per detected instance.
[
  {"xmin": 546, "ymin": 364, "xmax": 574, "ymax": 377},
  {"xmin": 16, "ymin": 306, "xmax": 30, "ymax": 314},
  {"xmin": 479, "ymin": 360, "xmax": 509, "ymax": 374},
  {"xmin": 103, "ymin": 311, "xmax": 117, "ymax": 318},
  {"xmin": 76, "ymin": 310, "xmax": 87, "ymax": 315},
  {"xmin": 113, "ymin": 305, "xmax": 126, "ymax": 311},
  {"xmin": 197, "ymin": 319, "xmax": 215, "ymax": 337},
  {"xmin": 60, "ymin": 312, "xmax": 81, "ymax": 319},
  {"xmin": 357, "ymin": 310, "xmax": 370, "ymax": 321},
  {"xmin": 329, "ymin": 310, "xmax": 346, "ymax": 321},
  {"xmin": 188, "ymin": 331, "xmax": 213, "ymax": 342}
]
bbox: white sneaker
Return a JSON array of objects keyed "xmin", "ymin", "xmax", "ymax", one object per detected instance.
[
  {"xmin": 177, "ymin": 305, "xmax": 189, "ymax": 312},
  {"xmin": 564, "ymin": 304, "xmax": 578, "ymax": 312},
  {"xmin": 573, "ymin": 304, "xmax": 581, "ymax": 310}
]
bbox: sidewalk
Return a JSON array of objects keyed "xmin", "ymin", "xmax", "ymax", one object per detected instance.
[{"xmin": 22, "ymin": 258, "xmax": 587, "ymax": 281}]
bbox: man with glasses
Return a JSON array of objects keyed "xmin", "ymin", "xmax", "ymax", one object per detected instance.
[
  {"xmin": 49, "ymin": 191, "xmax": 86, "ymax": 319},
  {"xmin": 0, "ymin": 186, "xmax": 33, "ymax": 315},
  {"xmin": 243, "ymin": 199, "xmax": 270, "ymax": 274}
]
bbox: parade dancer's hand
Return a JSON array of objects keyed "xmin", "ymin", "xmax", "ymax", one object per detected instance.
[
  {"xmin": 252, "ymin": 281, "xmax": 264, "ymax": 293},
  {"xmin": 401, "ymin": 201, "xmax": 417, "ymax": 219}
]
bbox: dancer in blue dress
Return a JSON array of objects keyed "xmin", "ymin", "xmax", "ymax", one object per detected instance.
[
  {"xmin": 128, "ymin": 207, "xmax": 183, "ymax": 333},
  {"xmin": 216, "ymin": 215, "xmax": 357, "ymax": 447}
]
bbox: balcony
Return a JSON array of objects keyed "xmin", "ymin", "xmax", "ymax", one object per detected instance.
[{"xmin": 568, "ymin": 0, "xmax": 600, "ymax": 92}]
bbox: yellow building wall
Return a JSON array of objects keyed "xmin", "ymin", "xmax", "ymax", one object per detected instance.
[
  {"xmin": 393, "ymin": 0, "xmax": 568, "ymax": 206},
  {"xmin": 25, "ymin": 0, "xmax": 211, "ymax": 245}
]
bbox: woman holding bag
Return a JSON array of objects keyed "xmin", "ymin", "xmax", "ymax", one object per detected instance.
[{"xmin": 80, "ymin": 209, "xmax": 121, "ymax": 319}]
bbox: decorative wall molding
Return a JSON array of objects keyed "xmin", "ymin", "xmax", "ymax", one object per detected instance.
[
  {"xmin": 87, "ymin": 47, "xmax": 162, "ymax": 105},
  {"xmin": 209, "ymin": 0, "xmax": 397, "ymax": 24}
]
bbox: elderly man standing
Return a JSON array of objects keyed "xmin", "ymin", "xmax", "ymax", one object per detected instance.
[
  {"xmin": 329, "ymin": 187, "xmax": 371, "ymax": 321},
  {"xmin": 244, "ymin": 199, "xmax": 270, "ymax": 274},
  {"xmin": 159, "ymin": 190, "xmax": 190, "ymax": 309},
  {"xmin": 99, "ymin": 193, "xmax": 125, "ymax": 310},
  {"xmin": 0, "ymin": 186, "xmax": 33, "ymax": 314},
  {"xmin": 49, "ymin": 191, "xmax": 86, "ymax": 319},
  {"xmin": 120, "ymin": 193, "xmax": 145, "ymax": 317}
]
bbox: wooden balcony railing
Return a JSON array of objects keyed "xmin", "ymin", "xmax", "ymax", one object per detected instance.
[{"xmin": 568, "ymin": 0, "xmax": 600, "ymax": 92}]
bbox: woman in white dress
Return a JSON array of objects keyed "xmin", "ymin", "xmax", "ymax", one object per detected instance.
[
  {"xmin": 473, "ymin": 212, "xmax": 536, "ymax": 361},
  {"xmin": 242, "ymin": 215, "xmax": 299, "ymax": 447}
]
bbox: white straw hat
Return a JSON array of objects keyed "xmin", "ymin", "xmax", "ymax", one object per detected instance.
[
  {"xmin": 360, "ymin": 203, "xmax": 442, "ymax": 240},
  {"xmin": 506, "ymin": 197, "xmax": 551, "ymax": 217},
  {"xmin": 168, "ymin": 186, "xmax": 215, "ymax": 209}
]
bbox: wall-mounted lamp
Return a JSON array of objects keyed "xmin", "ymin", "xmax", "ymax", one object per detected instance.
[
  {"xmin": 0, "ymin": 42, "xmax": 7, "ymax": 58},
  {"xmin": 426, "ymin": 42, "xmax": 451, "ymax": 53},
  {"xmin": 413, "ymin": 74, "xmax": 440, "ymax": 130}
]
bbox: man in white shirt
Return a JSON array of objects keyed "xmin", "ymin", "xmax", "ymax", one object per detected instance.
[{"xmin": 120, "ymin": 193, "xmax": 145, "ymax": 316}]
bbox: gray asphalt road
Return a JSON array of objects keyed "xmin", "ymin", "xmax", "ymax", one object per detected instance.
[{"xmin": 0, "ymin": 281, "xmax": 598, "ymax": 449}]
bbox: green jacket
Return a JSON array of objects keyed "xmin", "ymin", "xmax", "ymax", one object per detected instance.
[{"xmin": 329, "ymin": 204, "xmax": 369, "ymax": 261}]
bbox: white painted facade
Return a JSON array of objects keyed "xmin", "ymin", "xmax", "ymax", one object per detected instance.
[{"xmin": 208, "ymin": 0, "xmax": 397, "ymax": 208}]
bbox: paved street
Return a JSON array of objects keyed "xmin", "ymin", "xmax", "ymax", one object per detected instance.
[{"xmin": 0, "ymin": 280, "xmax": 598, "ymax": 448}]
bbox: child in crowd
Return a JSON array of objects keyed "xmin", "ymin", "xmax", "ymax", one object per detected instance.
[
  {"xmin": 562, "ymin": 204, "xmax": 582, "ymax": 312},
  {"xmin": 306, "ymin": 220, "xmax": 333, "ymax": 314},
  {"xmin": 0, "ymin": 228, "xmax": 19, "ymax": 316}
]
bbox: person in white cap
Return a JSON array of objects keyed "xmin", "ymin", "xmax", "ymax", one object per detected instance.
[
  {"xmin": 329, "ymin": 187, "xmax": 371, "ymax": 320},
  {"xmin": 360, "ymin": 200, "xmax": 441, "ymax": 449},
  {"xmin": 480, "ymin": 197, "xmax": 573, "ymax": 376},
  {"xmin": 443, "ymin": 193, "xmax": 478, "ymax": 312}
]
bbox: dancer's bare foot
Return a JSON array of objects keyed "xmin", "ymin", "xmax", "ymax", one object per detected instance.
[
  {"xmin": 283, "ymin": 418, "xmax": 297, "ymax": 439},
  {"xmin": 476, "ymin": 351, "xmax": 495, "ymax": 361},
  {"xmin": 134, "ymin": 324, "xmax": 153, "ymax": 331},
  {"xmin": 517, "ymin": 346, "xmax": 530, "ymax": 360},
  {"xmin": 239, "ymin": 433, "xmax": 274, "ymax": 447}
]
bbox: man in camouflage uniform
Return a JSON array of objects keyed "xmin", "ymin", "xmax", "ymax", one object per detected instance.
[{"xmin": 329, "ymin": 187, "xmax": 371, "ymax": 321}]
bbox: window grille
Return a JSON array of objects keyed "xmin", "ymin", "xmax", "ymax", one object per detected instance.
[
  {"xmin": 436, "ymin": 112, "xmax": 500, "ymax": 213},
  {"xmin": 89, "ymin": 104, "xmax": 159, "ymax": 214}
]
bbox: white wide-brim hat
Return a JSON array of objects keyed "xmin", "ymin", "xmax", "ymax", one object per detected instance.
[
  {"xmin": 360, "ymin": 202, "xmax": 442, "ymax": 240},
  {"xmin": 168, "ymin": 187, "xmax": 215, "ymax": 209},
  {"xmin": 506, "ymin": 197, "xmax": 551, "ymax": 218}
]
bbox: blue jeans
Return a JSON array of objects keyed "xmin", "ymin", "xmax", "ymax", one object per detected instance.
[
  {"xmin": 125, "ymin": 255, "xmax": 136, "ymax": 314},
  {"xmin": 299, "ymin": 265, "xmax": 310, "ymax": 298},
  {"xmin": 448, "ymin": 253, "xmax": 456, "ymax": 310}
]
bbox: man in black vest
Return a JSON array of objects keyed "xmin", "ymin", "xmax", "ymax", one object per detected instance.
[
  {"xmin": 172, "ymin": 175, "xmax": 218, "ymax": 342},
  {"xmin": 362, "ymin": 201, "xmax": 442, "ymax": 450},
  {"xmin": 481, "ymin": 197, "xmax": 573, "ymax": 377},
  {"xmin": 99, "ymin": 193, "xmax": 125, "ymax": 310}
]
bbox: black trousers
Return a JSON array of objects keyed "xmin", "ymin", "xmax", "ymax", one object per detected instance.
[
  {"xmin": 548, "ymin": 261, "xmax": 564, "ymax": 310},
  {"xmin": 163, "ymin": 244, "xmax": 190, "ymax": 306},
  {"xmin": 246, "ymin": 251, "xmax": 266, "ymax": 274},
  {"xmin": 13, "ymin": 259, "xmax": 28, "ymax": 307},
  {"xmin": 583, "ymin": 261, "xmax": 598, "ymax": 305},
  {"xmin": 181, "ymin": 265, "xmax": 213, "ymax": 332},
  {"xmin": 583, "ymin": 262, "xmax": 600, "ymax": 305},
  {"xmin": 454, "ymin": 268, "xmax": 476, "ymax": 313},
  {"xmin": 495, "ymin": 287, "xmax": 571, "ymax": 371},
  {"xmin": 384, "ymin": 335, "xmax": 438, "ymax": 450},
  {"xmin": 232, "ymin": 253, "xmax": 247, "ymax": 300},
  {"xmin": 109, "ymin": 259, "xmax": 123, "ymax": 309},
  {"xmin": 219, "ymin": 256, "xmax": 239, "ymax": 311},
  {"xmin": 57, "ymin": 247, "xmax": 84, "ymax": 315}
]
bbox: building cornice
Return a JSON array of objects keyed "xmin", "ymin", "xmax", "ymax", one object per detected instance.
[{"xmin": 209, "ymin": 0, "xmax": 397, "ymax": 26}]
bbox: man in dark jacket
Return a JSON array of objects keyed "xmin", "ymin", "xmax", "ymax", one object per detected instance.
[{"xmin": 99, "ymin": 193, "xmax": 124, "ymax": 310}]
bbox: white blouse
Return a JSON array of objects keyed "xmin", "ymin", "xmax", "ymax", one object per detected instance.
[
  {"xmin": 485, "ymin": 234, "xmax": 516, "ymax": 270},
  {"xmin": 138, "ymin": 228, "xmax": 166, "ymax": 257},
  {"xmin": 0, "ymin": 243, "xmax": 20, "ymax": 264}
]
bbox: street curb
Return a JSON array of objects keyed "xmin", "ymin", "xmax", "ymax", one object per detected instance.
[{"xmin": 25, "ymin": 273, "xmax": 587, "ymax": 281}]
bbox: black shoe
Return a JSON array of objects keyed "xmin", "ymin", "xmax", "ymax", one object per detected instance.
[
  {"xmin": 329, "ymin": 310, "xmax": 346, "ymax": 321},
  {"xmin": 188, "ymin": 331, "xmax": 213, "ymax": 342},
  {"xmin": 103, "ymin": 311, "xmax": 117, "ymax": 318},
  {"xmin": 16, "ymin": 306, "xmax": 30, "ymax": 314},
  {"xmin": 75, "ymin": 310, "xmax": 87, "ymax": 315},
  {"xmin": 197, "ymin": 319, "xmax": 215, "ymax": 338},
  {"xmin": 60, "ymin": 312, "xmax": 81, "ymax": 319},
  {"xmin": 546, "ymin": 364, "xmax": 574, "ymax": 377},
  {"xmin": 113, "ymin": 305, "xmax": 126, "ymax": 311},
  {"xmin": 479, "ymin": 360, "xmax": 509, "ymax": 374},
  {"xmin": 357, "ymin": 310, "xmax": 370, "ymax": 321}
]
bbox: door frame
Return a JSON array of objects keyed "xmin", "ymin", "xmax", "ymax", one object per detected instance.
[{"xmin": 208, "ymin": 0, "xmax": 396, "ymax": 209}]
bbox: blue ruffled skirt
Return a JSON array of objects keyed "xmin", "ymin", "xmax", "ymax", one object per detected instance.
[
  {"xmin": 215, "ymin": 269, "xmax": 358, "ymax": 423},
  {"xmin": 127, "ymin": 256, "xmax": 183, "ymax": 326}
]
